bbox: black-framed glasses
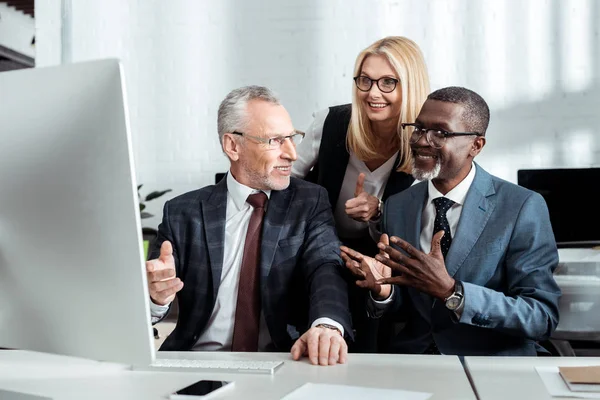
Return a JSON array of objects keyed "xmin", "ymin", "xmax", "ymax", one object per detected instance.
[
  {"xmin": 401, "ymin": 123, "xmax": 482, "ymax": 149},
  {"xmin": 354, "ymin": 75, "xmax": 399, "ymax": 93},
  {"xmin": 231, "ymin": 130, "xmax": 305, "ymax": 149}
]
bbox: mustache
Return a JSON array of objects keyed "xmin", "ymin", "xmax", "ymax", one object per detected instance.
[{"xmin": 412, "ymin": 148, "xmax": 439, "ymax": 157}]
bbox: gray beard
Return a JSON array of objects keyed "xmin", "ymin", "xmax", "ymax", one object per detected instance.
[
  {"xmin": 239, "ymin": 159, "xmax": 290, "ymax": 191},
  {"xmin": 411, "ymin": 158, "xmax": 441, "ymax": 181}
]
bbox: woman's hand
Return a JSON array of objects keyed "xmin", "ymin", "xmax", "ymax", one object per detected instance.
[{"xmin": 344, "ymin": 173, "xmax": 381, "ymax": 222}]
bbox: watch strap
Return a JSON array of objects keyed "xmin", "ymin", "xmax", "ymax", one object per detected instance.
[
  {"xmin": 444, "ymin": 281, "xmax": 464, "ymax": 310},
  {"xmin": 315, "ymin": 323, "xmax": 342, "ymax": 335}
]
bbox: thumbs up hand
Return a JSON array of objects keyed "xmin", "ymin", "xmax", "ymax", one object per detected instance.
[
  {"xmin": 344, "ymin": 173, "xmax": 381, "ymax": 222},
  {"xmin": 146, "ymin": 240, "xmax": 183, "ymax": 306}
]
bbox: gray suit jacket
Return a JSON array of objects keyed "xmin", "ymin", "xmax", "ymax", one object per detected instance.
[
  {"xmin": 377, "ymin": 163, "xmax": 561, "ymax": 356},
  {"xmin": 151, "ymin": 176, "xmax": 352, "ymax": 351}
]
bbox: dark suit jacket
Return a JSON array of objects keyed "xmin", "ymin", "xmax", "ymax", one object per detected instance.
[
  {"xmin": 150, "ymin": 176, "xmax": 352, "ymax": 351},
  {"xmin": 377, "ymin": 164, "xmax": 561, "ymax": 356}
]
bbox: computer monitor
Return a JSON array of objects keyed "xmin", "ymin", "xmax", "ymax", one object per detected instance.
[
  {"xmin": 518, "ymin": 168, "xmax": 600, "ymax": 247},
  {"xmin": 0, "ymin": 59, "xmax": 155, "ymax": 366}
]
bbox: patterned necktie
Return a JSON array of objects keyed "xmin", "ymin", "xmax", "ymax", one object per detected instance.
[
  {"xmin": 432, "ymin": 197, "xmax": 455, "ymax": 259},
  {"xmin": 231, "ymin": 192, "xmax": 267, "ymax": 352}
]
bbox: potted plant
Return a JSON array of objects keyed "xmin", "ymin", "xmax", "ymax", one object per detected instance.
[{"xmin": 138, "ymin": 184, "xmax": 172, "ymax": 258}]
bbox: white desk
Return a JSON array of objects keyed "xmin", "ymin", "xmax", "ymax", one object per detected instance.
[
  {"xmin": 0, "ymin": 350, "xmax": 476, "ymax": 399},
  {"xmin": 465, "ymin": 356, "xmax": 600, "ymax": 400}
]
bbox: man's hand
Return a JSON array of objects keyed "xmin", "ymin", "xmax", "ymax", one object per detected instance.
[
  {"xmin": 340, "ymin": 234, "xmax": 392, "ymax": 300},
  {"xmin": 290, "ymin": 326, "xmax": 347, "ymax": 366},
  {"xmin": 345, "ymin": 173, "xmax": 380, "ymax": 222},
  {"xmin": 375, "ymin": 231, "xmax": 455, "ymax": 300},
  {"xmin": 146, "ymin": 241, "xmax": 183, "ymax": 305}
]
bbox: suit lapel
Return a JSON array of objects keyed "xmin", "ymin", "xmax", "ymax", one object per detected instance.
[
  {"xmin": 382, "ymin": 153, "xmax": 402, "ymax": 201},
  {"xmin": 325, "ymin": 137, "xmax": 350, "ymax": 211},
  {"xmin": 201, "ymin": 177, "xmax": 228, "ymax": 303},
  {"xmin": 445, "ymin": 164, "xmax": 496, "ymax": 278},
  {"xmin": 396, "ymin": 183, "xmax": 431, "ymax": 313},
  {"xmin": 259, "ymin": 185, "xmax": 293, "ymax": 288},
  {"xmin": 403, "ymin": 183, "xmax": 427, "ymax": 251}
]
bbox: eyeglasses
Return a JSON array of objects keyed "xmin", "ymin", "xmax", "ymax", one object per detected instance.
[
  {"xmin": 231, "ymin": 130, "xmax": 305, "ymax": 149},
  {"xmin": 401, "ymin": 123, "xmax": 482, "ymax": 149},
  {"xmin": 354, "ymin": 75, "xmax": 399, "ymax": 93}
]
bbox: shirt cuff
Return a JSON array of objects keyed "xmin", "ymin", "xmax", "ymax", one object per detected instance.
[
  {"xmin": 454, "ymin": 307, "xmax": 464, "ymax": 320},
  {"xmin": 454, "ymin": 284, "xmax": 465, "ymax": 320},
  {"xmin": 370, "ymin": 285, "xmax": 394, "ymax": 304},
  {"xmin": 150, "ymin": 299, "xmax": 170, "ymax": 323},
  {"xmin": 311, "ymin": 317, "xmax": 344, "ymax": 336},
  {"xmin": 366, "ymin": 286, "xmax": 394, "ymax": 319}
]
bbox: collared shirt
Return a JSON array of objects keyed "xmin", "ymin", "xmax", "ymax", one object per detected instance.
[
  {"xmin": 151, "ymin": 172, "xmax": 343, "ymax": 350},
  {"xmin": 419, "ymin": 162, "xmax": 477, "ymax": 253}
]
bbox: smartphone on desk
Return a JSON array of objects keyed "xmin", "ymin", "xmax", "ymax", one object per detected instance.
[{"xmin": 169, "ymin": 380, "xmax": 234, "ymax": 399}]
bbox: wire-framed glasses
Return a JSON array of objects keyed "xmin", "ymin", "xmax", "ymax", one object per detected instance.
[
  {"xmin": 231, "ymin": 130, "xmax": 305, "ymax": 149},
  {"xmin": 401, "ymin": 123, "xmax": 482, "ymax": 149}
]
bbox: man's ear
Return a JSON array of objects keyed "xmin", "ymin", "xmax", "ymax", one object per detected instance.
[
  {"xmin": 470, "ymin": 136, "xmax": 486, "ymax": 157},
  {"xmin": 222, "ymin": 133, "xmax": 241, "ymax": 161}
]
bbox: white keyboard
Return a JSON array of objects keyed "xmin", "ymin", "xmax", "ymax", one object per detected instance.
[{"xmin": 149, "ymin": 358, "xmax": 284, "ymax": 374}]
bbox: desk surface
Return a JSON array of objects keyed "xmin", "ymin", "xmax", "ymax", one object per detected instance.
[
  {"xmin": 465, "ymin": 356, "xmax": 600, "ymax": 400},
  {"xmin": 0, "ymin": 350, "xmax": 476, "ymax": 400}
]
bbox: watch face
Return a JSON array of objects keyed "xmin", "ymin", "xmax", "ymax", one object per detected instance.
[{"xmin": 446, "ymin": 296, "xmax": 461, "ymax": 310}]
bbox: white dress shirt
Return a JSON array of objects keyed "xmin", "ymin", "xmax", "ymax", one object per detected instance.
[
  {"xmin": 151, "ymin": 172, "xmax": 343, "ymax": 350},
  {"xmin": 292, "ymin": 108, "xmax": 329, "ymax": 179},
  {"xmin": 292, "ymin": 108, "xmax": 397, "ymax": 238},
  {"xmin": 419, "ymin": 162, "xmax": 477, "ymax": 253},
  {"xmin": 370, "ymin": 163, "xmax": 477, "ymax": 308}
]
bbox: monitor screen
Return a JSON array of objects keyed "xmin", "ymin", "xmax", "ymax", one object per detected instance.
[
  {"xmin": 518, "ymin": 168, "xmax": 600, "ymax": 247},
  {"xmin": 0, "ymin": 59, "xmax": 155, "ymax": 366}
]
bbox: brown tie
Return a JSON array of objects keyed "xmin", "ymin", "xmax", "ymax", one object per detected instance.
[{"xmin": 231, "ymin": 192, "xmax": 267, "ymax": 352}]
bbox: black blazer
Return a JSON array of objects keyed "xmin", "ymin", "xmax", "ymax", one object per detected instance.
[
  {"xmin": 150, "ymin": 176, "xmax": 352, "ymax": 351},
  {"xmin": 305, "ymin": 104, "xmax": 414, "ymax": 214}
]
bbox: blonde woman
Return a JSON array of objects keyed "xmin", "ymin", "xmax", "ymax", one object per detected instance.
[
  {"xmin": 292, "ymin": 36, "xmax": 430, "ymax": 352},
  {"xmin": 294, "ymin": 36, "xmax": 429, "ymax": 255}
]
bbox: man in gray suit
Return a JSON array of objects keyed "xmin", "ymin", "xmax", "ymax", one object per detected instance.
[
  {"xmin": 341, "ymin": 86, "xmax": 561, "ymax": 356},
  {"xmin": 146, "ymin": 86, "xmax": 352, "ymax": 366}
]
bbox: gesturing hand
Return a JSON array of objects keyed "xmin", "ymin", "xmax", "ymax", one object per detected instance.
[
  {"xmin": 375, "ymin": 231, "xmax": 455, "ymax": 300},
  {"xmin": 146, "ymin": 240, "xmax": 183, "ymax": 306},
  {"xmin": 340, "ymin": 234, "xmax": 392, "ymax": 300},
  {"xmin": 291, "ymin": 326, "xmax": 348, "ymax": 366},
  {"xmin": 344, "ymin": 173, "xmax": 381, "ymax": 222}
]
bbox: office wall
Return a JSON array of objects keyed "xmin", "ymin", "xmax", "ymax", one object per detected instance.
[{"xmin": 35, "ymin": 0, "xmax": 600, "ymax": 228}]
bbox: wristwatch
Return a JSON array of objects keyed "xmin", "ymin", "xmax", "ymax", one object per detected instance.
[
  {"xmin": 444, "ymin": 281, "xmax": 464, "ymax": 311},
  {"xmin": 371, "ymin": 197, "xmax": 384, "ymax": 220},
  {"xmin": 316, "ymin": 323, "xmax": 342, "ymax": 335}
]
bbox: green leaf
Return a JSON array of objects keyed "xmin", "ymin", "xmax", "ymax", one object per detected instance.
[
  {"xmin": 140, "ymin": 211, "xmax": 153, "ymax": 219},
  {"xmin": 145, "ymin": 189, "xmax": 172, "ymax": 201},
  {"xmin": 139, "ymin": 203, "xmax": 146, "ymax": 211}
]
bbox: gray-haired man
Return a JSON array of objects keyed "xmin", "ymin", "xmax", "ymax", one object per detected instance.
[{"xmin": 146, "ymin": 86, "xmax": 352, "ymax": 365}]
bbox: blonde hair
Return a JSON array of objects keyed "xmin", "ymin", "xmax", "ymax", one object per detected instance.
[{"xmin": 347, "ymin": 36, "xmax": 430, "ymax": 172}]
